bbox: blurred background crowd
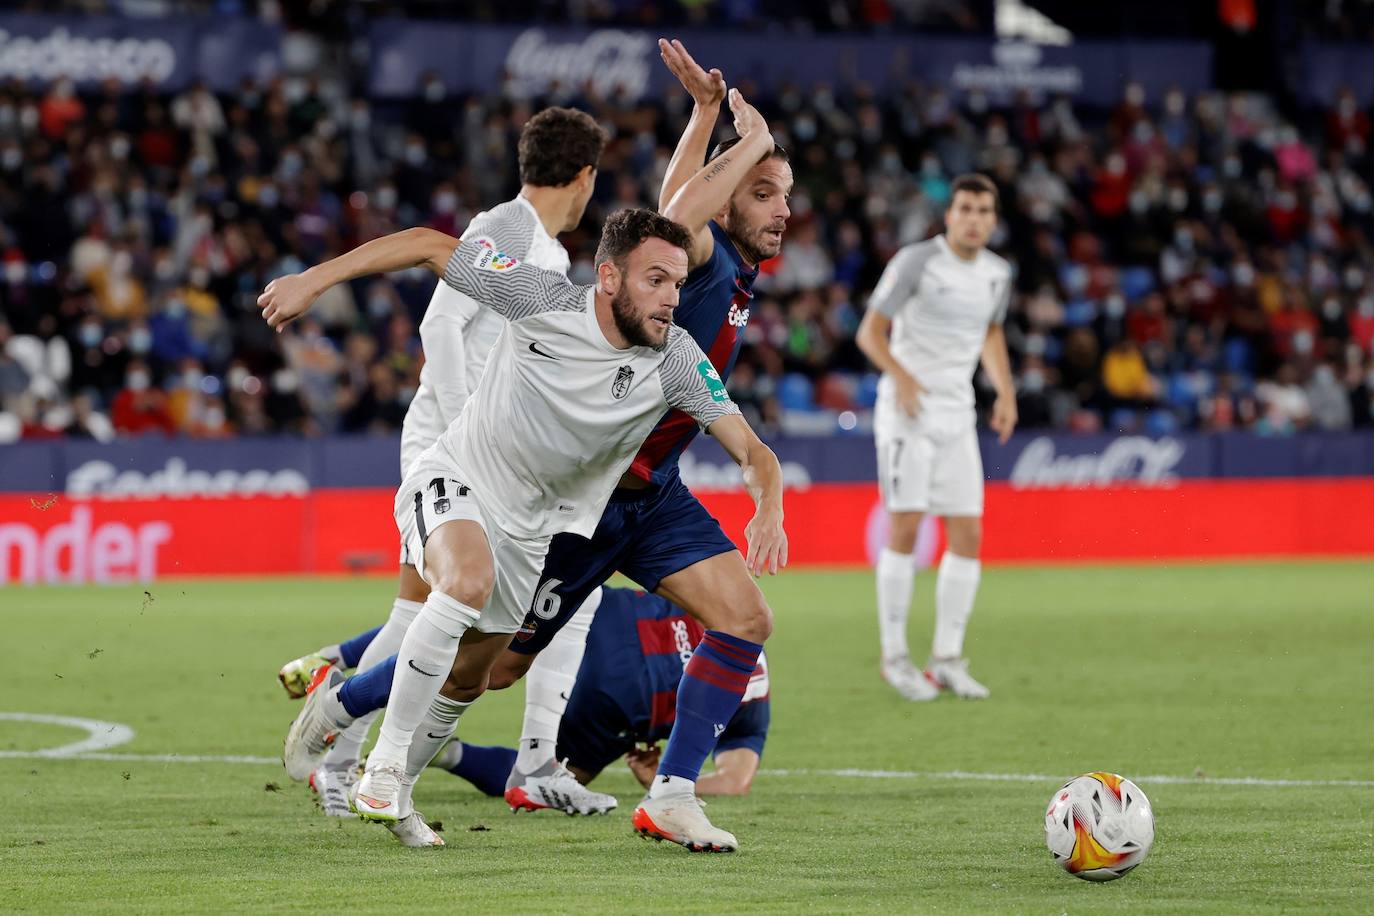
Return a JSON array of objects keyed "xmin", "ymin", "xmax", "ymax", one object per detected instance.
[{"xmin": 3, "ymin": 0, "xmax": 1374, "ymax": 442}]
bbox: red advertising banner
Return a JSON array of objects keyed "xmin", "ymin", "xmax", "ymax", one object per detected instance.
[{"xmin": 3, "ymin": 480, "xmax": 1373, "ymax": 585}]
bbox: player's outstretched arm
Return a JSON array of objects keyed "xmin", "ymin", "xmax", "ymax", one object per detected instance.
[
  {"xmin": 657, "ymin": 39, "xmax": 725, "ymax": 214},
  {"xmin": 259, "ymin": 227, "xmax": 458, "ymax": 332},
  {"xmin": 709, "ymin": 413, "xmax": 787, "ymax": 577},
  {"xmin": 981, "ymin": 323, "xmax": 1018, "ymax": 443},
  {"xmin": 696, "ymin": 748, "xmax": 761, "ymax": 796},
  {"xmin": 662, "ymin": 88, "xmax": 774, "ymax": 268}
]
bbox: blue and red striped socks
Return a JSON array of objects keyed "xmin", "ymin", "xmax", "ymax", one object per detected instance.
[{"xmin": 654, "ymin": 630, "xmax": 763, "ymax": 790}]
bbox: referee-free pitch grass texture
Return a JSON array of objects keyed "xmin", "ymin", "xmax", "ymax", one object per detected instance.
[{"xmin": 3, "ymin": 562, "xmax": 1372, "ymax": 913}]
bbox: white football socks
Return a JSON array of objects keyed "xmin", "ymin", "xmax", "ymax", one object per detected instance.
[
  {"xmin": 514, "ymin": 587, "xmax": 602, "ymax": 774},
  {"xmin": 368, "ymin": 591, "xmax": 480, "ymax": 772},
  {"xmin": 394, "ymin": 694, "xmax": 473, "ymax": 816},
  {"xmin": 324, "ymin": 597, "xmax": 423, "ymax": 766},
  {"xmin": 876, "ymin": 548, "xmax": 915, "ymax": 662},
  {"xmin": 932, "ymin": 551, "xmax": 981, "ymax": 660}
]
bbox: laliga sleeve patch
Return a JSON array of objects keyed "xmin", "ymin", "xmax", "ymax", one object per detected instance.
[
  {"xmin": 470, "ymin": 237, "xmax": 521, "ymax": 272},
  {"xmin": 696, "ymin": 359, "xmax": 728, "ymax": 402}
]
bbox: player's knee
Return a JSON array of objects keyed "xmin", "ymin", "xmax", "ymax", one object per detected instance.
[
  {"xmin": 887, "ymin": 512, "xmax": 922, "ymax": 553},
  {"xmin": 485, "ymin": 652, "xmax": 532, "ymax": 691},
  {"xmin": 429, "ymin": 566, "xmax": 494, "ymax": 610},
  {"xmin": 726, "ymin": 593, "xmax": 773, "ymax": 644},
  {"xmin": 945, "ymin": 518, "xmax": 982, "ymax": 557}
]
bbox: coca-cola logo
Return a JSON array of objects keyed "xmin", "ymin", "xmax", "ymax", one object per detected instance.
[
  {"xmin": 0, "ymin": 27, "xmax": 177, "ymax": 84},
  {"xmin": 1009, "ymin": 436, "xmax": 1184, "ymax": 489},
  {"xmin": 504, "ymin": 29, "xmax": 653, "ymax": 100}
]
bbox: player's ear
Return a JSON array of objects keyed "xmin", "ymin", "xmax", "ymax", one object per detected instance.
[{"xmin": 596, "ymin": 259, "xmax": 620, "ymax": 296}]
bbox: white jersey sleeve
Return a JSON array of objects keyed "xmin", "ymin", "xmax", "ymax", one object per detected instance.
[
  {"xmin": 441, "ymin": 235, "xmax": 586, "ymax": 322},
  {"xmin": 868, "ymin": 239, "xmax": 939, "ymax": 318},
  {"xmin": 659, "ymin": 327, "xmax": 741, "ymax": 430}
]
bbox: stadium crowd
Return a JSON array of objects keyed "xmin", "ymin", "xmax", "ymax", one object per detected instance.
[{"xmin": 2, "ymin": 63, "xmax": 1374, "ymax": 441}]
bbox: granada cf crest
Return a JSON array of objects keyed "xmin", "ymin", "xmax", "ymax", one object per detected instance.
[{"xmin": 612, "ymin": 365, "xmax": 634, "ymax": 399}]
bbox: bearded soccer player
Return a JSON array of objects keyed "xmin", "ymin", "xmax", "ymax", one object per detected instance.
[
  {"xmin": 855, "ymin": 173, "xmax": 1017, "ymax": 702},
  {"xmin": 262, "ymin": 198, "xmax": 786, "ymax": 850},
  {"xmin": 274, "ymin": 107, "xmax": 615, "ymax": 826}
]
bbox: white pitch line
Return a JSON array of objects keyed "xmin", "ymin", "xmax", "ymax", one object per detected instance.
[
  {"xmin": 0, "ymin": 712, "xmax": 136, "ymax": 757},
  {"xmin": 3, "ymin": 753, "xmax": 1372, "ymax": 789},
  {"xmin": 5, "ymin": 713, "xmax": 1371, "ymax": 788}
]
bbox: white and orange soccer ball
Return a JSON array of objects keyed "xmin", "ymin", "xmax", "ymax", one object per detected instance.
[{"xmin": 1044, "ymin": 772, "xmax": 1155, "ymax": 881}]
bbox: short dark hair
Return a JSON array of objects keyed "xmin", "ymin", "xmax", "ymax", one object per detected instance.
[
  {"xmin": 518, "ymin": 107, "xmax": 608, "ymax": 188},
  {"xmin": 948, "ymin": 172, "xmax": 999, "ymax": 210},
  {"xmin": 594, "ymin": 208, "xmax": 694, "ymax": 269},
  {"xmin": 707, "ymin": 136, "xmax": 789, "ymax": 165}
]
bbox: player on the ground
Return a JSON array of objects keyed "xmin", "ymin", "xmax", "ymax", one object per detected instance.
[
  {"xmin": 262, "ymin": 143, "xmax": 786, "ymax": 853},
  {"xmin": 855, "ymin": 172, "xmax": 1017, "ymax": 703},
  {"xmin": 477, "ymin": 44, "xmax": 791, "ymax": 850},
  {"xmin": 333, "ymin": 586, "xmax": 770, "ymax": 800},
  {"xmin": 276, "ymin": 107, "xmax": 614, "ymax": 828}
]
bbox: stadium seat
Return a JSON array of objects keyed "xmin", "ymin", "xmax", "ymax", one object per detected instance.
[
  {"xmin": 855, "ymin": 373, "xmax": 880, "ymax": 408},
  {"xmin": 778, "ymin": 373, "xmax": 817, "ymax": 412},
  {"xmin": 815, "ymin": 373, "xmax": 857, "ymax": 410},
  {"xmin": 1145, "ymin": 409, "xmax": 1179, "ymax": 436}
]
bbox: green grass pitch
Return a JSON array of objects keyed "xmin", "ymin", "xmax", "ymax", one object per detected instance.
[{"xmin": 3, "ymin": 561, "xmax": 1372, "ymax": 913}]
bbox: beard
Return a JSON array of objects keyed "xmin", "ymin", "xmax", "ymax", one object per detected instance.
[
  {"xmin": 611, "ymin": 286, "xmax": 666, "ymax": 350},
  {"xmin": 727, "ymin": 202, "xmax": 783, "ymax": 264}
]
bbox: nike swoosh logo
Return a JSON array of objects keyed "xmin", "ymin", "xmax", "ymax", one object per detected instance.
[
  {"xmin": 426, "ymin": 732, "xmax": 449, "ymax": 740},
  {"xmin": 528, "ymin": 341, "xmax": 559, "ymax": 359},
  {"xmin": 407, "ymin": 659, "xmax": 440, "ymax": 677},
  {"xmin": 559, "ymin": 690, "xmax": 571, "ymax": 702}
]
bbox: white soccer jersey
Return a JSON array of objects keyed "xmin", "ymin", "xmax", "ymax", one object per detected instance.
[
  {"xmin": 416, "ymin": 205, "xmax": 740, "ymax": 541},
  {"xmin": 399, "ymin": 196, "xmax": 570, "ymax": 475},
  {"xmin": 869, "ymin": 234, "xmax": 1012, "ymax": 417}
]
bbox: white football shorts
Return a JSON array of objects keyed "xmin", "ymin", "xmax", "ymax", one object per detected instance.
[
  {"xmin": 874, "ymin": 403, "xmax": 984, "ymax": 517},
  {"xmin": 394, "ymin": 456, "xmax": 550, "ymax": 635}
]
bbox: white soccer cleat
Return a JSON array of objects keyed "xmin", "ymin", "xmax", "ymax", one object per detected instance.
[
  {"xmin": 278, "ymin": 652, "xmax": 335, "ymax": 699},
  {"xmin": 881, "ymin": 655, "xmax": 939, "ymax": 702},
  {"xmin": 632, "ymin": 792, "xmax": 738, "ymax": 853},
  {"xmin": 308, "ymin": 763, "xmax": 358, "ymax": 818},
  {"xmin": 282, "ymin": 665, "xmax": 350, "ymax": 781},
  {"xmin": 927, "ymin": 657, "xmax": 990, "ymax": 699},
  {"xmin": 353, "ymin": 764, "xmax": 406, "ymax": 823},
  {"xmin": 504, "ymin": 759, "xmax": 618, "ymax": 815},
  {"xmin": 385, "ymin": 811, "xmax": 445, "ymax": 848}
]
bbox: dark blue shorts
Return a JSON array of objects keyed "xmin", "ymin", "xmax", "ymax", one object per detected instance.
[
  {"xmin": 556, "ymin": 645, "xmax": 642, "ymax": 778},
  {"xmin": 508, "ymin": 474, "xmax": 735, "ymax": 655}
]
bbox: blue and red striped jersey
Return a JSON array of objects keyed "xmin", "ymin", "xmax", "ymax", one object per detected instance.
[
  {"xmin": 585, "ymin": 587, "xmax": 769, "ymax": 755},
  {"xmin": 628, "ymin": 220, "xmax": 758, "ymax": 488}
]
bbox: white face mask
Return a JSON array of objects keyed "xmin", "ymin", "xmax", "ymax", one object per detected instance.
[
  {"xmin": 375, "ymin": 187, "xmax": 397, "ymax": 210},
  {"xmin": 127, "ymin": 370, "xmax": 151, "ymax": 392}
]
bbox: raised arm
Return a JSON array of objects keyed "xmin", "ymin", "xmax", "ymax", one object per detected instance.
[
  {"xmin": 260, "ymin": 227, "xmax": 456, "ymax": 332},
  {"xmin": 657, "ymin": 39, "xmax": 725, "ymax": 212},
  {"xmin": 662, "ymin": 88, "xmax": 774, "ymax": 268}
]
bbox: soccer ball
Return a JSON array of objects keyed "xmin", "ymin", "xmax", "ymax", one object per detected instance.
[{"xmin": 1044, "ymin": 772, "xmax": 1155, "ymax": 881}]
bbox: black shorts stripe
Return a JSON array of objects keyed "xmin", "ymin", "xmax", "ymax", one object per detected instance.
[{"xmin": 413, "ymin": 491, "xmax": 429, "ymax": 547}]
